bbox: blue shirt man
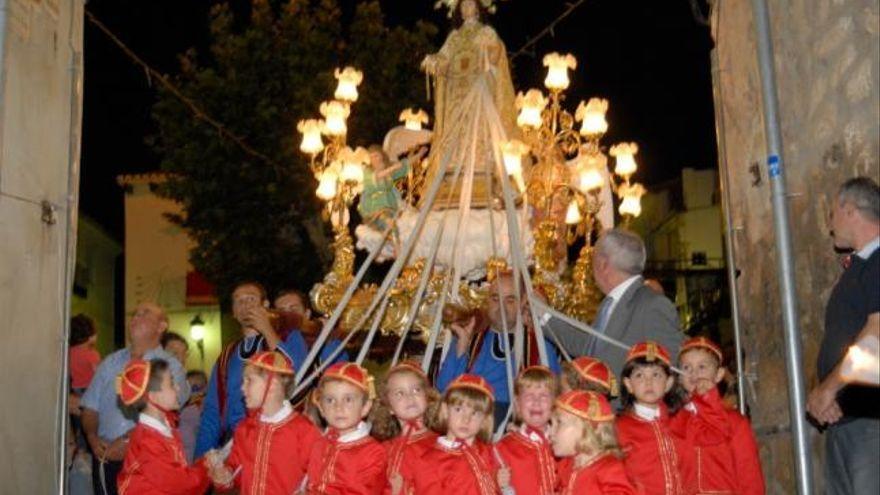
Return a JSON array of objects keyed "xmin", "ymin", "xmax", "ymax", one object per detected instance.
[
  {"xmin": 436, "ymin": 273, "xmax": 561, "ymax": 427},
  {"xmin": 81, "ymin": 301, "xmax": 189, "ymax": 495},
  {"xmin": 194, "ymin": 283, "xmax": 347, "ymax": 457}
]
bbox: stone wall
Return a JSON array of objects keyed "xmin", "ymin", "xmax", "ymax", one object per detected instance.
[
  {"xmin": 712, "ymin": 0, "xmax": 879, "ymax": 492},
  {"xmin": 0, "ymin": 0, "xmax": 84, "ymax": 491}
]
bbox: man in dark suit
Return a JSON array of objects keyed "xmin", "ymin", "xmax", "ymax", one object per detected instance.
[{"xmin": 542, "ymin": 228, "xmax": 683, "ymax": 377}]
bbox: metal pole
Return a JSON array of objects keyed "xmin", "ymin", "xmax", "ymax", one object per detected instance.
[
  {"xmin": 750, "ymin": 1, "xmax": 814, "ymax": 493},
  {"xmin": 57, "ymin": 2, "xmax": 85, "ymax": 492},
  {"xmin": 709, "ymin": 44, "xmax": 747, "ymax": 414}
]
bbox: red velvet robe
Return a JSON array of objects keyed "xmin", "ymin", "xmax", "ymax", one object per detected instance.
[
  {"xmin": 117, "ymin": 420, "xmax": 210, "ymax": 495},
  {"xmin": 495, "ymin": 427, "xmax": 557, "ymax": 495},
  {"xmin": 559, "ymin": 454, "xmax": 639, "ymax": 495},
  {"xmin": 670, "ymin": 388, "xmax": 766, "ymax": 495},
  {"xmin": 616, "ymin": 404, "xmax": 694, "ymax": 495},
  {"xmin": 220, "ymin": 409, "xmax": 321, "ymax": 495},
  {"xmin": 384, "ymin": 429, "xmax": 437, "ymax": 495},
  {"xmin": 306, "ymin": 423, "xmax": 387, "ymax": 495},
  {"xmin": 408, "ymin": 437, "xmax": 501, "ymax": 495}
]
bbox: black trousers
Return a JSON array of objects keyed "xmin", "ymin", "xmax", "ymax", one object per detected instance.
[{"xmin": 91, "ymin": 457, "xmax": 123, "ymax": 495}]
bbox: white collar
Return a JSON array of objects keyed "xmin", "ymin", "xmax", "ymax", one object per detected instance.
[
  {"xmin": 608, "ymin": 275, "xmax": 642, "ymax": 302},
  {"xmin": 331, "ymin": 421, "xmax": 371, "ymax": 443},
  {"xmin": 519, "ymin": 424, "xmax": 546, "ymax": 443},
  {"xmin": 856, "ymin": 236, "xmax": 880, "ymax": 260},
  {"xmin": 260, "ymin": 401, "xmax": 293, "ymax": 424},
  {"xmin": 633, "ymin": 402, "xmax": 661, "ymax": 421},
  {"xmin": 437, "ymin": 436, "xmax": 465, "ymax": 450},
  {"xmin": 139, "ymin": 413, "xmax": 172, "ymax": 438}
]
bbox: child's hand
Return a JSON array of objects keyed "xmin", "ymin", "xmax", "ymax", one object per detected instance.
[
  {"xmin": 390, "ymin": 473, "xmax": 404, "ymax": 495},
  {"xmin": 451, "ymin": 316, "xmax": 477, "ymax": 357}
]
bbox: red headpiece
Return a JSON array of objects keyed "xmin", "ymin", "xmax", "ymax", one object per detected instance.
[
  {"xmin": 679, "ymin": 336, "xmax": 724, "ymax": 363},
  {"xmin": 116, "ymin": 359, "xmax": 151, "ymax": 406},
  {"xmin": 626, "ymin": 341, "xmax": 672, "ymax": 367},
  {"xmin": 555, "ymin": 390, "xmax": 615, "ymax": 423},
  {"xmin": 447, "ymin": 373, "xmax": 495, "ymax": 403},
  {"xmin": 321, "ymin": 362, "xmax": 376, "ymax": 399},
  {"xmin": 570, "ymin": 356, "xmax": 619, "ymax": 397},
  {"xmin": 247, "ymin": 350, "xmax": 295, "ymax": 375}
]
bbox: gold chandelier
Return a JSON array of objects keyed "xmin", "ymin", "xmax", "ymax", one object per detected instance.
[{"xmin": 500, "ymin": 52, "xmax": 648, "ymax": 321}]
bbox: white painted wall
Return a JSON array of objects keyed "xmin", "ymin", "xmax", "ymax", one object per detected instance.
[
  {"xmin": 0, "ymin": 0, "xmax": 84, "ymax": 492},
  {"xmin": 121, "ymin": 178, "xmax": 222, "ymax": 373}
]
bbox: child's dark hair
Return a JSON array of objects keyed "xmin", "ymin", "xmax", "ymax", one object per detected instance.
[
  {"xmin": 161, "ymin": 331, "xmax": 188, "ymax": 350},
  {"xmin": 619, "ymin": 357, "xmax": 687, "ymax": 413},
  {"xmin": 119, "ymin": 359, "xmax": 171, "ymax": 420},
  {"xmin": 69, "ymin": 314, "xmax": 96, "ymax": 346}
]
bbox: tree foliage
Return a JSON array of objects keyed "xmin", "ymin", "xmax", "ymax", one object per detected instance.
[{"xmin": 152, "ymin": 0, "xmax": 437, "ymax": 301}]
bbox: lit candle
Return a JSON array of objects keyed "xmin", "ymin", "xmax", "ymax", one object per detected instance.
[
  {"xmin": 334, "ymin": 67, "xmax": 363, "ymax": 103},
  {"xmin": 573, "ymin": 151, "xmax": 606, "ymax": 193},
  {"xmin": 576, "ymin": 98, "xmax": 609, "ymax": 137},
  {"xmin": 610, "ymin": 142, "xmax": 638, "ymax": 177},
  {"xmin": 320, "ymin": 101, "xmax": 350, "ymax": 137},
  {"xmin": 316, "ymin": 169, "xmax": 338, "ymax": 200},
  {"xmin": 565, "ymin": 200, "xmax": 582, "ymax": 224},
  {"xmin": 543, "ymin": 52, "xmax": 577, "ymax": 91},
  {"xmin": 516, "ymin": 89, "xmax": 548, "ymax": 129},
  {"xmin": 337, "ymin": 146, "xmax": 370, "ymax": 184},
  {"xmin": 399, "ymin": 108, "xmax": 430, "ymax": 131},
  {"xmin": 297, "ymin": 119, "xmax": 325, "ymax": 155},
  {"xmin": 618, "ymin": 182, "xmax": 646, "ymax": 217}
]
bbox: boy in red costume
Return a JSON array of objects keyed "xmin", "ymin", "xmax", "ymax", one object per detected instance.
[
  {"xmin": 550, "ymin": 390, "xmax": 637, "ymax": 494},
  {"xmin": 116, "ymin": 358, "xmax": 210, "ymax": 494},
  {"xmin": 306, "ymin": 362, "xmax": 387, "ymax": 494},
  {"xmin": 673, "ymin": 337, "xmax": 765, "ymax": 494},
  {"xmin": 561, "ymin": 356, "xmax": 619, "ymax": 398},
  {"xmin": 495, "ymin": 365, "xmax": 559, "ymax": 495},
  {"xmin": 207, "ymin": 350, "xmax": 321, "ymax": 494}
]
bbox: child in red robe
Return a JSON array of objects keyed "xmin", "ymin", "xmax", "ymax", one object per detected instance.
[
  {"xmin": 558, "ymin": 356, "xmax": 620, "ymax": 486},
  {"xmin": 306, "ymin": 362, "xmax": 387, "ymax": 494},
  {"xmin": 116, "ymin": 358, "xmax": 210, "ymax": 494},
  {"xmin": 408, "ymin": 374, "xmax": 508, "ymax": 494},
  {"xmin": 369, "ymin": 361, "xmax": 439, "ymax": 495},
  {"xmin": 549, "ymin": 390, "xmax": 637, "ymax": 494},
  {"xmin": 207, "ymin": 350, "xmax": 321, "ymax": 494},
  {"xmin": 673, "ymin": 337, "xmax": 765, "ymax": 494},
  {"xmin": 561, "ymin": 356, "xmax": 619, "ymax": 398},
  {"xmin": 616, "ymin": 341, "xmax": 694, "ymax": 495},
  {"xmin": 495, "ymin": 365, "xmax": 559, "ymax": 495}
]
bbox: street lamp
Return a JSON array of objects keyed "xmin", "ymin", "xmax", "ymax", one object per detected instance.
[{"xmin": 189, "ymin": 314, "xmax": 205, "ymax": 368}]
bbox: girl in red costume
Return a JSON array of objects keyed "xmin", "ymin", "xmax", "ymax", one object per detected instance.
[
  {"xmin": 116, "ymin": 358, "xmax": 210, "ymax": 495},
  {"xmin": 410, "ymin": 374, "xmax": 511, "ymax": 494},
  {"xmin": 495, "ymin": 365, "xmax": 559, "ymax": 495},
  {"xmin": 616, "ymin": 341, "xmax": 694, "ymax": 495},
  {"xmin": 370, "ymin": 361, "xmax": 440, "ymax": 495},
  {"xmin": 550, "ymin": 390, "xmax": 637, "ymax": 494}
]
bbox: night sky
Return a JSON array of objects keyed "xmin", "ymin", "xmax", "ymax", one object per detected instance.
[{"xmin": 80, "ymin": 0, "xmax": 716, "ymax": 239}]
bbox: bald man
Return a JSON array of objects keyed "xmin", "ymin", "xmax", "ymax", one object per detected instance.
[{"xmin": 81, "ymin": 302, "xmax": 190, "ymax": 495}]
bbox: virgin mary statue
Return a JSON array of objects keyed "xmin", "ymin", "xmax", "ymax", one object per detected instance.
[
  {"xmin": 421, "ymin": 0, "xmax": 520, "ymax": 209},
  {"xmin": 359, "ymin": 0, "xmax": 531, "ymax": 283}
]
